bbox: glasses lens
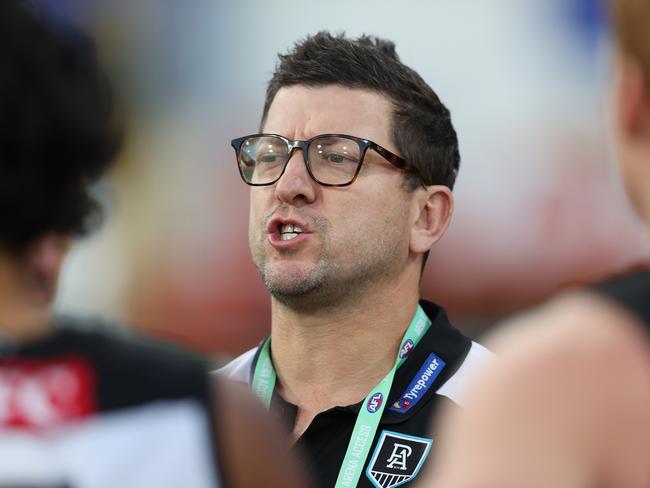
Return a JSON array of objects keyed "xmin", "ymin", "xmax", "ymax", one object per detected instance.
[
  {"xmin": 307, "ymin": 136, "xmax": 362, "ymax": 185},
  {"xmin": 238, "ymin": 135, "xmax": 289, "ymax": 184}
]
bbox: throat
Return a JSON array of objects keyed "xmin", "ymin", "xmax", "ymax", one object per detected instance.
[
  {"xmin": 268, "ymin": 293, "xmax": 421, "ymax": 432},
  {"xmin": 270, "ymin": 319, "xmax": 405, "ymax": 413}
]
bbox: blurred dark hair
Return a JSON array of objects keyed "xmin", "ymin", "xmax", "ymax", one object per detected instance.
[
  {"xmin": 261, "ymin": 31, "xmax": 460, "ymax": 191},
  {"xmin": 0, "ymin": 0, "xmax": 121, "ymax": 253}
]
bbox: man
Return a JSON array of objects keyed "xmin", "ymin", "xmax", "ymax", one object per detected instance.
[
  {"xmin": 0, "ymin": 2, "xmax": 302, "ymax": 487},
  {"xmin": 219, "ymin": 32, "xmax": 491, "ymax": 488},
  {"xmin": 425, "ymin": 1, "xmax": 650, "ymax": 487}
]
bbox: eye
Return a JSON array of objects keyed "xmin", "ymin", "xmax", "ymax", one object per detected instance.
[
  {"xmin": 317, "ymin": 149, "xmax": 357, "ymax": 164},
  {"xmin": 258, "ymin": 153, "xmax": 280, "ymax": 164},
  {"xmin": 327, "ymin": 153, "xmax": 348, "ymax": 164}
]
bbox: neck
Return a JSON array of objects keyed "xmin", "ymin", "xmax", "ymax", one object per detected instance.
[
  {"xmin": 270, "ymin": 270, "xmax": 420, "ymax": 412},
  {"xmin": 0, "ymin": 256, "xmax": 53, "ymax": 344}
]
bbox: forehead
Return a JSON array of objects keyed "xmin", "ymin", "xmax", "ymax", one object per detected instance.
[{"xmin": 263, "ymin": 85, "xmax": 394, "ymax": 146}]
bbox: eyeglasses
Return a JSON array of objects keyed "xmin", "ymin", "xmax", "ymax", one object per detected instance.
[{"xmin": 231, "ymin": 133, "xmax": 422, "ymax": 187}]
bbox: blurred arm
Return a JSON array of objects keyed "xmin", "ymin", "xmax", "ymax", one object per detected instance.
[{"xmin": 212, "ymin": 376, "xmax": 308, "ymax": 488}]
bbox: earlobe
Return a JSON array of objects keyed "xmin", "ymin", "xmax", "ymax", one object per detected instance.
[
  {"xmin": 409, "ymin": 186, "xmax": 453, "ymax": 254},
  {"xmin": 616, "ymin": 54, "xmax": 649, "ymax": 137},
  {"xmin": 25, "ymin": 235, "xmax": 70, "ymax": 304}
]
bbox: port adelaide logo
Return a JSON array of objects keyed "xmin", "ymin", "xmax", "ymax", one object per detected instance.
[{"xmin": 366, "ymin": 430, "xmax": 432, "ymax": 488}]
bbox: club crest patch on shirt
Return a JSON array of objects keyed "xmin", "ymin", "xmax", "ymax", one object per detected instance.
[{"xmin": 365, "ymin": 430, "xmax": 432, "ymax": 488}]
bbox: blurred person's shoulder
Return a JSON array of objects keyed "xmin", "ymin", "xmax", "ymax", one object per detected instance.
[
  {"xmin": 1, "ymin": 317, "xmax": 227, "ymax": 487},
  {"xmin": 490, "ymin": 269, "xmax": 650, "ymax": 362},
  {"xmin": 50, "ymin": 314, "xmax": 209, "ymax": 369},
  {"xmin": 475, "ymin": 278, "xmax": 650, "ymax": 484},
  {"xmin": 486, "ymin": 282, "xmax": 650, "ymax": 392},
  {"xmin": 45, "ymin": 315, "xmax": 213, "ymax": 410},
  {"xmin": 214, "ymin": 345, "xmax": 258, "ymax": 385}
]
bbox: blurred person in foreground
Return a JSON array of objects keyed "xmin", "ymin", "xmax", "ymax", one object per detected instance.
[
  {"xmin": 0, "ymin": 2, "xmax": 303, "ymax": 487},
  {"xmin": 424, "ymin": 1, "xmax": 650, "ymax": 487},
  {"xmin": 219, "ymin": 32, "xmax": 492, "ymax": 488}
]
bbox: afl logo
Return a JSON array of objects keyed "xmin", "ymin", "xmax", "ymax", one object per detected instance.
[
  {"xmin": 367, "ymin": 392, "xmax": 384, "ymax": 413},
  {"xmin": 399, "ymin": 339, "xmax": 414, "ymax": 359}
]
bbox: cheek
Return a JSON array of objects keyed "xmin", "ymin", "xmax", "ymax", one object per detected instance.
[
  {"xmin": 248, "ymin": 191, "xmax": 268, "ymax": 231},
  {"xmin": 327, "ymin": 193, "xmax": 410, "ymax": 244}
]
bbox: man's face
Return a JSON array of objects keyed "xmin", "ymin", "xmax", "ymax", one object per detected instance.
[{"xmin": 248, "ymin": 85, "xmax": 417, "ymax": 310}]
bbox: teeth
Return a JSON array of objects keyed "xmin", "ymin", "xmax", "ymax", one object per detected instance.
[
  {"xmin": 280, "ymin": 224, "xmax": 303, "ymax": 234},
  {"xmin": 280, "ymin": 233, "xmax": 299, "ymax": 241},
  {"xmin": 278, "ymin": 223, "xmax": 303, "ymax": 241}
]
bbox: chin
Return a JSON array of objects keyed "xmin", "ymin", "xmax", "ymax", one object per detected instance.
[{"xmin": 263, "ymin": 263, "xmax": 327, "ymax": 297}]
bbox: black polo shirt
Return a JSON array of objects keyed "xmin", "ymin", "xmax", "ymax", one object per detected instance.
[{"xmin": 220, "ymin": 300, "xmax": 491, "ymax": 488}]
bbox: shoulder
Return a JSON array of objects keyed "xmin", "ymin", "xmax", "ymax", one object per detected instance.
[
  {"xmin": 479, "ymin": 291, "xmax": 650, "ymax": 411},
  {"xmin": 473, "ymin": 291, "xmax": 650, "ymax": 464},
  {"xmin": 66, "ymin": 322, "xmax": 207, "ymax": 373},
  {"xmin": 489, "ymin": 290, "xmax": 650, "ymax": 383},
  {"xmin": 53, "ymin": 318, "xmax": 212, "ymax": 407},
  {"xmin": 214, "ymin": 347, "xmax": 258, "ymax": 385},
  {"xmin": 419, "ymin": 300, "xmax": 494, "ymax": 407}
]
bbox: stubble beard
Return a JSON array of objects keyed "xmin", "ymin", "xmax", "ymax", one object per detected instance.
[
  {"xmin": 250, "ymin": 219, "xmax": 406, "ymax": 314},
  {"xmin": 257, "ymin": 255, "xmax": 337, "ymax": 312}
]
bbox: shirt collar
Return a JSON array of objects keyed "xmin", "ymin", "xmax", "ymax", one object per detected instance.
[
  {"xmin": 377, "ymin": 299, "xmax": 471, "ymax": 423},
  {"xmin": 258, "ymin": 300, "xmax": 472, "ymax": 425},
  {"xmin": 323, "ymin": 300, "xmax": 471, "ymax": 424}
]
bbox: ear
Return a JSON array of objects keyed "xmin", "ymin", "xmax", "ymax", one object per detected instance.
[
  {"xmin": 25, "ymin": 234, "xmax": 71, "ymax": 304},
  {"xmin": 615, "ymin": 52, "xmax": 650, "ymax": 139},
  {"xmin": 409, "ymin": 185, "xmax": 453, "ymax": 254}
]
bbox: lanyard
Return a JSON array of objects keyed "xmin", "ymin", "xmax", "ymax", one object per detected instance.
[{"xmin": 251, "ymin": 305, "xmax": 432, "ymax": 488}]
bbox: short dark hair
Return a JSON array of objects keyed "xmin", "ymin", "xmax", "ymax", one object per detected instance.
[
  {"xmin": 261, "ymin": 31, "xmax": 460, "ymax": 191},
  {"xmin": 0, "ymin": 1, "xmax": 120, "ymax": 253}
]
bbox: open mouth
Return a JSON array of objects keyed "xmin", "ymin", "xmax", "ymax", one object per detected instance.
[{"xmin": 279, "ymin": 223, "xmax": 304, "ymax": 241}]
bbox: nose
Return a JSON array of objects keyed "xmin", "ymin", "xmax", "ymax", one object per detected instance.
[{"xmin": 273, "ymin": 149, "xmax": 317, "ymax": 205}]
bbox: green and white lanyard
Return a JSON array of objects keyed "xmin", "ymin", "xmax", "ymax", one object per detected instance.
[{"xmin": 251, "ymin": 305, "xmax": 432, "ymax": 488}]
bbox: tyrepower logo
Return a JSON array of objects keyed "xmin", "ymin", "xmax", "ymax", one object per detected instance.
[
  {"xmin": 389, "ymin": 353, "xmax": 446, "ymax": 414},
  {"xmin": 367, "ymin": 392, "xmax": 384, "ymax": 413}
]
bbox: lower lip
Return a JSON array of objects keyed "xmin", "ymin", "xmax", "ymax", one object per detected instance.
[{"xmin": 267, "ymin": 232, "xmax": 311, "ymax": 249}]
